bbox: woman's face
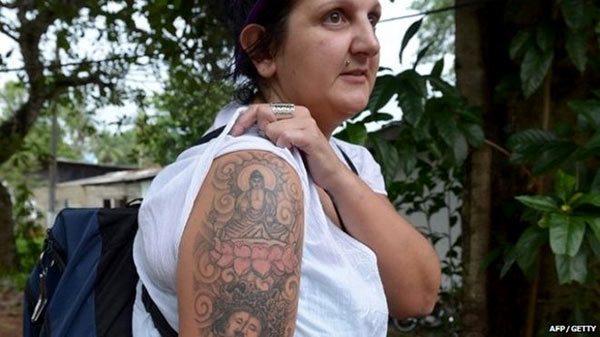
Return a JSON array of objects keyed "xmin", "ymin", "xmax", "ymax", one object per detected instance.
[{"xmin": 265, "ymin": 0, "xmax": 381, "ymax": 131}]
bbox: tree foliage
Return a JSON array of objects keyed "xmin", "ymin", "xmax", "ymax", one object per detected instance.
[
  {"xmin": 338, "ymin": 20, "xmax": 484, "ymax": 335},
  {"xmin": 134, "ymin": 66, "xmax": 233, "ymax": 166},
  {"xmin": 409, "ymin": 0, "xmax": 455, "ymax": 64},
  {"xmin": 0, "ymin": 0, "xmax": 231, "ymax": 167},
  {"xmin": 496, "ymin": 0, "xmax": 600, "ymax": 292},
  {"xmin": 365, "ymin": 0, "xmax": 600, "ymax": 335},
  {"xmin": 0, "ymin": 0, "xmax": 233, "ymax": 270}
]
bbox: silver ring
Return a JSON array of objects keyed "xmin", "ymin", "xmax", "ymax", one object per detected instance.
[{"xmin": 270, "ymin": 103, "xmax": 295, "ymax": 119}]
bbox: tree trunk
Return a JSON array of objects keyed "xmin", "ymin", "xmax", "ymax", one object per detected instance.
[
  {"xmin": 455, "ymin": 1, "xmax": 493, "ymax": 336},
  {"xmin": 0, "ymin": 181, "xmax": 18, "ymax": 272}
]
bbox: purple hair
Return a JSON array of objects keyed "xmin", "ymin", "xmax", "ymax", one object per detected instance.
[{"xmin": 245, "ymin": 0, "xmax": 269, "ymax": 25}]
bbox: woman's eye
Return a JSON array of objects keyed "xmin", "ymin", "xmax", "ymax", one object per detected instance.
[
  {"xmin": 368, "ymin": 14, "xmax": 379, "ymax": 28},
  {"xmin": 324, "ymin": 10, "xmax": 345, "ymax": 25}
]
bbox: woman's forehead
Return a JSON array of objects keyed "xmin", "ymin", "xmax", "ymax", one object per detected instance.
[{"xmin": 294, "ymin": 0, "xmax": 381, "ymax": 12}]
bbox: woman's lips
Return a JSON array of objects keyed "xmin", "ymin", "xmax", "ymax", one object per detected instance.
[{"xmin": 340, "ymin": 70, "xmax": 368, "ymax": 83}]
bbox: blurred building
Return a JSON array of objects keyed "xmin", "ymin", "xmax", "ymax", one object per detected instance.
[{"xmin": 32, "ymin": 160, "xmax": 161, "ymax": 226}]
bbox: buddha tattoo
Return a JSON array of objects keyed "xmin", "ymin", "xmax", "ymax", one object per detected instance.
[{"xmin": 191, "ymin": 151, "xmax": 303, "ymax": 337}]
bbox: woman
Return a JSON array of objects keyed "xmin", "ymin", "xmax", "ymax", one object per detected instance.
[{"xmin": 132, "ymin": 0, "xmax": 441, "ymax": 336}]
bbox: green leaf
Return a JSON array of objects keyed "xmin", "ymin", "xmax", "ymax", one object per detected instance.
[
  {"xmin": 453, "ymin": 133, "xmax": 469, "ymax": 165},
  {"xmin": 567, "ymin": 100, "xmax": 600, "ymax": 129},
  {"xmin": 480, "ymin": 246, "xmax": 503, "ymax": 272},
  {"xmin": 515, "ymin": 195, "xmax": 559, "ymax": 212},
  {"xmin": 560, "ymin": 0, "xmax": 584, "ymax": 29},
  {"xmin": 565, "ymin": 29, "xmax": 587, "ymax": 73},
  {"xmin": 345, "ymin": 122, "xmax": 368, "ymax": 145},
  {"xmin": 588, "ymin": 217, "xmax": 600, "ymax": 243},
  {"xmin": 398, "ymin": 70, "xmax": 427, "ymax": 97},
  {"xmin": 56, "ymin": 30, "xmax": 70, "ymax": 51},
  {"xmin": 507, "ymin": 129, "xmax": 558, "ymax": 149},
  {"xmin": 591, "ymin": 169, "xmax": 600, "ymax": 193},
  {"xmin": 361, "ymin": 112, "xmax": 394, "ymax": 123},
  {"xmin": 536, "ymin": 23, "xmax": 555, "ymax": 53},
  {"xmin": 515, "ymin": 225, "xmax": 547, "ymax": 280},
  {"xmin": 457, "ymin": 106, "xmax": 484, "ymax": 125},
  {"xmin": 554, "ymin": 170, "xmax": 576, "ymax": 202},
  {"xmin": 555, "ymin": 249, "xmax": 587, "ymax": 284},
  {"xmin": 520, "ymin": 47, "xmax": 554, "ymax": 97},
  {"xmin": 435, "ymin": 110, "xmax": 459, "ymax": 148},
  {"xmin": 431, "ymin": 58, "xmax": 444, "ymax": 77},
  {"xmin": 432, "ymin": 106, "xmax": 470, "ymax": 165},
  {"xmin": 572, "ymin": 194, "xmax": 600, "ymax": 208},
  {"xmin": 510, "ymin": 29, "xmax": 534, "ymax": 60},
  {"xmin": 400, "ymin": 19, "xmax": 423, "ymax": 64},
  {"xmin": 507, "ymin": 129, "xmax": 560, "ymax": 164},
  {"xmin": 413, "ymin": 42, "xmax": 432, "ymax": 69},
  {"xmin": 501, "ymin": 247, "xmax": 517, "ymax": 278},
  {"xmin": 397, "ymin": 88, "xmax": 424, "ymax": 126},
  {"xmin": 397, "ymin": 145, "xmax": 417, "ymax": 174},
  {"xmin": 461, "ymin": 123, "xmax": 485, "ymax": 148},
  {"xmin": 368, "ymin": 75, "xmax": 396, "ymax": 113},
  {"xmin": 549, "ymin": 215, "xmax": 586, "ymax": 257},
  {"xmin": 567, "ymin": 192, "xmax": 584, "ymax": 206},
  {"xmin": 370, "ymin": 133, "xmax": 400, "ymax": 185},
  {"xmin": 572, "ymin": 131, "xmax": 600, "ymax": 161},
  {"xmin": 587, "ymin": 234, "xmax": 600, "ymax": 259},
  {"xmin": 538, "ymin": 214, "xmax": 550, "ymax": 228},
  {"xmin": 427, "ymin": 76, "xmax": 458, "ymax": 97},
  {"xmin": 532, "ymin": 142, "xmax": 577, "ymax": 175}
]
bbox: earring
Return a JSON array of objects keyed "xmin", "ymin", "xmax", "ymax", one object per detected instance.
[{"xmin": 345, "ymin": 59, "xmax": 351, "ymax": 67}]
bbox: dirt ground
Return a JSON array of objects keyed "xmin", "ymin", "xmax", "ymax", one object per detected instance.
[{"xmin": 0, "ymin": 281, "xmax": 22, "ymax": 337}]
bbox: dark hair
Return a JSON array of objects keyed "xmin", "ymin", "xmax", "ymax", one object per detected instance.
[{"xmin": 208, "ymin": 0, "xmax": 297, "ymax": 103}]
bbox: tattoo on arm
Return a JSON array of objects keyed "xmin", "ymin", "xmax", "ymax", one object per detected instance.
[{"xmin": 190, "ymin": 151, "xmax": 303, "ymax": 337}]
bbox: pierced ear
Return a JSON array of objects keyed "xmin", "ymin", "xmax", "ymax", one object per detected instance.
[{"xmin": 239, "ymin": 24, "xmax": 276, "ymax": 78}]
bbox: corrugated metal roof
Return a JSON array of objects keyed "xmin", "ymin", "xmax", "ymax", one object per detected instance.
[{"xmin": 59, "ymin": 167, "xmax": 162, "ymax": 186}]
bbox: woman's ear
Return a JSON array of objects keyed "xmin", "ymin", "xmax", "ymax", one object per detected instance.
[{"xmin": 239, "ymin": 24, "xmax": 276, "ymax": 78}]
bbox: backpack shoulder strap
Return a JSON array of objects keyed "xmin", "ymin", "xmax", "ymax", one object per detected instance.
[
  {"xmin": 194, "ymin": 125, "xmax": 226, "ymax": 146},
  {"xmin": 337, "ymin": 145, "xmax": 358, "ymax": 175},
  {"xmin": 327, "ymin": 144, "xmax": 359, "ymax": 235},
  {"xmin": 142, "ymin": 285, "xmax": 178, "ymax": 337}
]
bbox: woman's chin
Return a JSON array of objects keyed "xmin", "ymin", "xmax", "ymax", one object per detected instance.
[{"xmin": 336, "ymin": 96, "xmax": 370, "ymax": 115}]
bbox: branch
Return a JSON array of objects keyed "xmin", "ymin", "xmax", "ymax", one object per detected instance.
[
  {"xmin": 0, "ymin": 54, "xmax": 145, "ymax": 73},
  {"xmin": 484, "ymin": 139, "xmax": 534, "ymax": 178},
  {"xmin": 55, "ymin": 72, "xmax": 105, "ymax": 89},
  {"xmin": 0, "ymin": 22, "xmax": 18, "ymax": 42},
  {"xmin": 0, "ymin": 1, "xmax": 19, "ymax": 9},
  {"xmin": 484, "ymin": 139, "xmax": 511, "ymax": 158},
  {"xmin": 0, "ymin": 96, "xmax": 46, "ymax": 164}
]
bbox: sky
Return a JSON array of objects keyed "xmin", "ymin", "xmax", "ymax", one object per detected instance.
[{"xmin": 0, "ymin": 1, "xmax": 434, "ymax": 129}]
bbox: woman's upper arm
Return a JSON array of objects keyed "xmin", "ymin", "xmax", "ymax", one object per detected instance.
[{"xmin": 177, "ymin": 150, "xmax": 304, "ymax": 337}]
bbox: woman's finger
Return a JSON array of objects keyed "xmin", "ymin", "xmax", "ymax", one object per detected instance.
[
  {"xmin": 274, "ymin": 129, "xmax": 304, "ymax": 149},
  {"xmin": 256, "ymin": 105, "xmax": 277, "ymax": 131},
  {"xmin": 231, "ymin": 105, "xmax": 259, "ymax": 136},
  {"xmin": 264, "ymin": 118, "xmax": 317, "ymax": 150}
]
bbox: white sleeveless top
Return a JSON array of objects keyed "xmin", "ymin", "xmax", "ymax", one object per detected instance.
[{"xmin": 132, "ymin": 104, "xmax": 389, "ymax": 336}]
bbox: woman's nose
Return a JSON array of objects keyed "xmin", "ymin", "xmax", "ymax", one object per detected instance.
[{"xmin": 350, "ymin": 18, "xmax": 380, "ymax": 57}]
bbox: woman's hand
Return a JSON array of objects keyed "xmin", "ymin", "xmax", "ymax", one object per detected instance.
[{"xmin": 231, "ymin": 104, "xmax": 346, "ymax": 190}]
